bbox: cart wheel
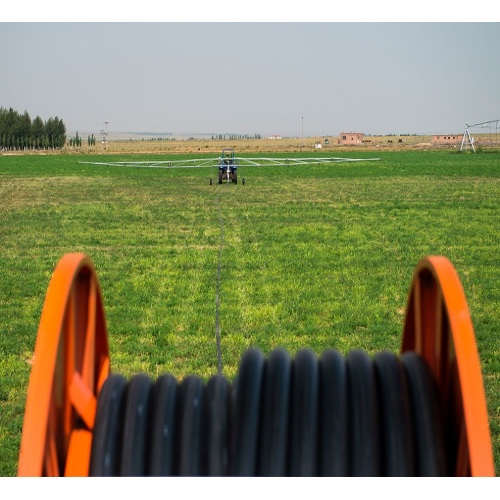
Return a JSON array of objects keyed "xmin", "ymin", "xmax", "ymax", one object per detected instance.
[
  {"xmin": 242, "ymin": 178, "xmax": 245, "ymax": 186},
  {"xmin": 401, "ymin": 256, "xmax": 494, "ymax": 476},
  {"xmin": 18, "ymin": 253, "xmax": 110, "ymax": 477},
  {"xmin": 210, "ymin": 178, "xmax": 213, "ymax": 186}
]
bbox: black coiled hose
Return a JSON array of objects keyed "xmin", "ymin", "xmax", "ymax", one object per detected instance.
[{"xmin": 89, "ymin": 347, "xmax": 446, "ymax": 477}]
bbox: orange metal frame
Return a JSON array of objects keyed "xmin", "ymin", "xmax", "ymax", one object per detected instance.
[
  {"xmin": 402, "ymin": 256, "xmax": 494, "ymax": 476},
  {"xmin": 18, "ymin": 253, "xmax": 110, "ymax": 477},
  {"xmin": 17, "ymin": 253, "xmax": 494, "ymax": 476}
]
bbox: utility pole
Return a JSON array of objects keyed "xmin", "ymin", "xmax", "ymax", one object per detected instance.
[
  {"xmin": 301, "ymin": 115, "xmax": 304, "ymax": 147},
  {"xmin": 100, "ymin": 121, "xmax": 109, "ymax": 150}
]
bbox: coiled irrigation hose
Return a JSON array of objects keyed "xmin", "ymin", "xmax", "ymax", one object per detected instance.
[{"xmin": 88, "ymin": 347, "xmax": 447, "ymax": 477}]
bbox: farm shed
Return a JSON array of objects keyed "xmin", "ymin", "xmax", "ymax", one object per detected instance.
[
  {"xmin": 338, "ymin": 132, "xmax": 364, "ymax": 145},
  {"xmin": 432, "ymin": 134, "xmax": 461, "ymax": 145}
]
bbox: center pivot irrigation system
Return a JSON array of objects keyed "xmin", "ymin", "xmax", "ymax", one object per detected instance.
[
  {"xmin": 79, "ymin": 148, "xmax": 380, "ymax": 185},
  {"xmin": 460, "ymin": 119, "xmax": 500, "ymax": 152},
  {"xmin": 17, "ymin": 253, "xmax": 494, "ymax": 476}
]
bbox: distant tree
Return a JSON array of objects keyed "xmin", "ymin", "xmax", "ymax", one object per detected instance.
[
  {"xmin": 54, "ymin": 117, "xmax": 66, "ymax": 147},
  {"xmin": 32, "ymin": 116, "xmax": 45, "ymax": 149},
  {"xmin": 18, "ymin": 111, "xmax": 31, "ymax": 148},
  {"xmin": 45, "ymin": 116, "xmax": 66, "ymax": 148},
  {"xmin": 0, "ymin": 108, "xmax": 19, "ymax": 148},
  {"xmin": 0, "ymin": 108, "xmax": 6, "ymax": 148},
  {"xmin": 45, "ymin": 117, "xmax": 56, "ymax": 148}
]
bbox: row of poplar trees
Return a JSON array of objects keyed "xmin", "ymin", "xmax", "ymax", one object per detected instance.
[{"xmin": 0, "ymin": 107, "xmax": 67, "ymax": 150}]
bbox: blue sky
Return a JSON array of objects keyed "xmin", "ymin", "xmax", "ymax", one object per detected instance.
[{"xmin": 2, "ymin": 6, "xmax": 499, "ymax": 137}]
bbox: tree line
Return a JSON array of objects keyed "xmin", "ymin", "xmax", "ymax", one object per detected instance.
[{"xmin": 0, "ymin": 107, "xmax": 66, "ymax": 150}]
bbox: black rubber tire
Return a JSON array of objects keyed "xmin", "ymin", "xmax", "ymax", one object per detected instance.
[
  {"xmin": 346, "ymin": 349, "xmax": 380, "ymax": 476},
  {"xmin": 400, "ymin": 351, "xmax": 447, "ymax": 476},
  {"xmin": 177, "ymin": 375, "xmax": 205, "ymax": 476},
  {"xmin": 120, "ymin": 374, "xmax": 153, "ymax": 476},
  {"xmin": 318, "ymin": 349, "xmax": 348, "ymax": 476},
  {"xmin": 288, "ymin": 348, "xmax": 319, "ymax": 476},
  {"xmin": 242, "ymin": 178, "xmax": 245, "ymax": 185},
  {"xmin": 204, "ymin": 374, "xmax": 230, "ymax": 476},
  {"xmin": 148, "ymin": 374, "xmax": 178, "ymax": 476},
  {"xmin": 210, "ymin": 178, "xmax": 213, "ymax": 185},
  {"xmin": 257, "ymin": 348, "xmax": 292, "ymax": 476},
  {"xmin": 89, "ymin": 374, "xmax": 128, "ymax": 476},
  {"xmin": 229, "ymin": 348, "xmax": 265, "ymax": 476},
  {"xmin": 373, "ymin": 351, "xmax": 415, "ymax": 476}
]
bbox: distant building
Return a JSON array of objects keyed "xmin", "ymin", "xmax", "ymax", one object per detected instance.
[
  {"xmin": 338, "ymin": 132, "xmax": 363, "ymax": 145},
  {"xmin": 432, "ymin": 134, "xmax": 461, "ymax": 145}
]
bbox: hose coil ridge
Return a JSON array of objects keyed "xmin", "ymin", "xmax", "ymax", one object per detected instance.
[{"xmin": 89, "ymin": 347, "xmax": 446, "ymax": 477}]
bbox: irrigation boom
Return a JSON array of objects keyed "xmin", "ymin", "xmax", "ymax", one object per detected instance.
[{"xmin": 78, "ymin": 155, "xmax": 380, "ymax": 170}]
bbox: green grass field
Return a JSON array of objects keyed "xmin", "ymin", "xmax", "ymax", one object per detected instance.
[{"xmin": 1, "ymin": 150, "xmax": 499, "ymax": 476}]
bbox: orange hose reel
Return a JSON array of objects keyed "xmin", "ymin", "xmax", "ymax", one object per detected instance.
[
  {"xmin": 17, "ymin": 253, "xmax": 495, "ymax": 476},
  {"xmin": 17, "ymin": 254, "xmax": 109, "ymax": 477}
]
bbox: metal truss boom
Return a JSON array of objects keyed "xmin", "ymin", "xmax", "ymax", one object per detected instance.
[
  {"xmin": 78, "ymin": 156, "xmax": 380, "ymax": 170},
  {"xmin": 460, "ymin": 119, "xmax": 500, "ymax": 152}
]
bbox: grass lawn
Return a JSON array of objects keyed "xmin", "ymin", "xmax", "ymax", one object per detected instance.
[{"xmin": 1, "ymin": 149, "xmax": 499, "ymax": 476}]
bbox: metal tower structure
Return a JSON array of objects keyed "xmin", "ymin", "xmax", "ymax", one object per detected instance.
[
  {"xmin": 460, "ymin": 119, "xmax": 500, "ymax": 152},
  {"xmin": 100, "ymin": 121, "xmax": 109, "ymax": 150}
]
